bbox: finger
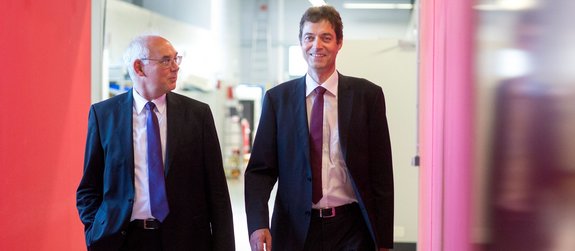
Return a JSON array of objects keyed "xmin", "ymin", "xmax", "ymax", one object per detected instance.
[
  {"xmin": 267, "ymin": 231, "xmax": 273, "ymax": 251},
  {"xmin": 252, "ymin": 240, "xmax": 263, "ymax": 251},
  {"xmin": 266, "ymin": 238, "xmax": 272, "ymax": 251}
]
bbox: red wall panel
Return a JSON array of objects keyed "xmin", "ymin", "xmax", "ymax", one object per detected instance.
[{"xmin": 0, "ymin": 1, "xmax": 90, "ymax": 250}]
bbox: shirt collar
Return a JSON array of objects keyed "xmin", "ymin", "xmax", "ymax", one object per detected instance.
[
  {"xmin": 305, "ymin": 70, "xmax": 338, "ymax": 97},
  {"xmin": 132, "ymin": 89, "xmax": 167, "ymax": 115}
]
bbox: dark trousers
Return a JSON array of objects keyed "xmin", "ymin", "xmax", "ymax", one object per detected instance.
[
  {"xmin": 120, "ymin": 222, "xmax": 163, "ymax": 251},
  {"xmin": 303, "ymin": 203, "xmax": 376, "ymax": 251}
]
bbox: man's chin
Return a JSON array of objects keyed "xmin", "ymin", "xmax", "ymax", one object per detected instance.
[
  {"xmin": 167, "ymin": 82, "xmax": 177, "ymax": 91},
  {"xmin": 308, "ymin": 64, "xmax": 329, "ymax": 73}
]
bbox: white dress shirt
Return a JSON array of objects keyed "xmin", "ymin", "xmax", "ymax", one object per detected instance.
[
  {"xmin": 130, "ymin": 90, "xmax": 167, "ymax": 221},
  {"xmin": 306, "ymin": 71, "xmax": 358, "ymax": 209}
]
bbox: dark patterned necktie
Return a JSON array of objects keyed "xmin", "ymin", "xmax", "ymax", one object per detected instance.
[
  {"xmin": 310, "ymin": 87, "xmax": 326, "ymax": 204},
  {"xmin": 146, "ymin": 102, "xmax": 169, "ymax": 222}
]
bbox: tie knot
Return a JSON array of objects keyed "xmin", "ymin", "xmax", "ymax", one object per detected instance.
[
  {"xmin": 146, "ymin": 102, "xmax": 156, "ymax": 111},
  {"xmin": 315, "ymin": 86, "xmax": 327, "ymax": 95}
]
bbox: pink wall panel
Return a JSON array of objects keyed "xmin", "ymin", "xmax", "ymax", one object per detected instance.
[
  {"xmin": 0, "ymin": 1, "xmax": 90, "ymax": 250},
  {"xmin": 419, "ymin": 0, "xmax": 474, "ymax": 250},
  {"xmin": 418, "ymin": 0, "xmax": 444, "ymax": 250}
]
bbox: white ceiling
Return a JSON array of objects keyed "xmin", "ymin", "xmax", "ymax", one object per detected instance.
[
  {"xmin": 280, "ymin": 0, "xmax": 415, "ymax": 41},
  {"xmin": 120, "ymin": 0, "xmax": 416, "ymax": 41},
  {"xmin": 116, "ymin": 0, "xmax": 417, "ymax": 84}
]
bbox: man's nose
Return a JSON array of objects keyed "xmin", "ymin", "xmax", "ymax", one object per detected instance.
[
  {"xmin": 170, "ymin": 60, "xmax": 179, "ymax": 71},
  {"xmin": 312, "ymin": 39, "xmax": 322, "ymax": 48}
]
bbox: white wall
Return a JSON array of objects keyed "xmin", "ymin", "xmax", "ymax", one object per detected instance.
[{"xmin": 105, "ymin": 0, "xmax": 217, "ymax": 87}]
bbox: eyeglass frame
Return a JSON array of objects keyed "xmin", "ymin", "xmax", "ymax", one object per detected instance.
[{"xmin": 140, "ymin": 55, "xmax": 182, "ymax": 67}]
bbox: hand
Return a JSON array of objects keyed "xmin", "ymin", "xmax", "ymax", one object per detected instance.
[{"xmin": 250, "ymin": 228, "xmax": 272, "ymax": 251}]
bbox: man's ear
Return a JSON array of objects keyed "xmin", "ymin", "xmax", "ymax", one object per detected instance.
[{"xmin": 134, "ymin": 60, "xmax": 146, "ymax": 76}]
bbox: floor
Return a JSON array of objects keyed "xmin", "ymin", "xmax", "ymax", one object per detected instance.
[
  {"xmin": 227, "ymin": 177, "xmax": 277, "ymax": 251},
  {"xmin": 227, "ymin": 178, "xmax": 250, "ymax": 250}
]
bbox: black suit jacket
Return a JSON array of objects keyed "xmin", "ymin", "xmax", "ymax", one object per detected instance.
[
  {"xmin": 245, "ymin": 73, "xmax": 394, "ymax": 250},
  {"xmin": 76, "ymin": 90, "xmax": 234, "ymax": 251}
]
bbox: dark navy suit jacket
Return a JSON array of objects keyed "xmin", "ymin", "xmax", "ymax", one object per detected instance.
[
  {"xmin": 244, "ymin": 73, "xmax": 394, "ymax": 250},
  {"xmin": 76, "ymin": 90, "xmax": 234, "ymax": 251}
]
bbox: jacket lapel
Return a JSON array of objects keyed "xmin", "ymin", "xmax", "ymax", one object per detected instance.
[
  {"xmin": 118, "ymin": 89, "xmax": 135, "ymax": 178},
  {"xmin": 164, "ymin": 92, "xmax": 179, "ymax": 176},
  {"xmin": 293, "ymin": 77, "xmax": 312, "ymax": 169},
  {"xmin": 337, "ymin": 73, "xmax": 353, "ymax": 161}
]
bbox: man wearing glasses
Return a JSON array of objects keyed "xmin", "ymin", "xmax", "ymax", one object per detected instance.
[{"xmin": 77, "ymin": 35, "xmax": 235, "ymax": 251}]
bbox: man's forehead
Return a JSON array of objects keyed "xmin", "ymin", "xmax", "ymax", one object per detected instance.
[
  {"xmin": 148, "ymin": 43, "xmax": 177, "ymax": 57},
  {"xmin": 304, "ymin": 19, "xmax": 331, "ymax": 26},
  {"xmin": 303, "ymin": 20, "xmax": 335, "ymax": 32}
]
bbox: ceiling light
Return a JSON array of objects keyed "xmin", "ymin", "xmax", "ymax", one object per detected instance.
[
  {"xmin": 474, "ymin": 0, "xmax": 538, "ymax": 11},
  {"xmin": 343, "ymin": 3, "xmax": 413, "ymax": 10},
  {"xmin": 308, "ymin": 0, "xmax": 327, "ymax": 6}
]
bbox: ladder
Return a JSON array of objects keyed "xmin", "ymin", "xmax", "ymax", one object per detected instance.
[{"xmin": 249, "ymin": 0, "xmax": 272, "ymax": 85}]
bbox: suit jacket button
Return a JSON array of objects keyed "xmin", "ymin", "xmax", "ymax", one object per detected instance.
[{"xmin": 121, "ymin": 230, "xmax": 127, "ymax": 236}]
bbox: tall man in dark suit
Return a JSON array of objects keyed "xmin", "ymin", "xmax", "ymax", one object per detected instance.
[
  {"xmin": 245, "ymin": 5, "xmax": 393, "ymax": 251},
  {"xmin": 76, "ymin": 35, "xmax": 235, "ymax": 251}
]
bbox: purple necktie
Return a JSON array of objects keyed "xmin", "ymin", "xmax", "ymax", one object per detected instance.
[
  {"xmin": 146, "ymin": 102, "xmax": 169, "ymax": 222},
  {"xmin": 310, "ymin": 86, "xmax": 326, "ymax": 204}
]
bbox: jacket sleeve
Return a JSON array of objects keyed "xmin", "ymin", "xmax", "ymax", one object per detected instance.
[
  {"xmin": 244, "ymin": 91, "xmax": 279, "ymax": 236},
  {"xmin": 202, "ymin": 105, "xmax": 236, "ymax": 251},
  {"xmin": 369, "ymin": 88, "xmax": 394, "ymax": 248},
  {"xmin": 76, "ymin": 105, "xmax": 104, "ymax": 230}
]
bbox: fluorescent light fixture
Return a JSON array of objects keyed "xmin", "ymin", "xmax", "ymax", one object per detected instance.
[
  {"xmin": 474, "ymin": 0, "xmax": 538, "ymax": 11},
  {"xmin": 308, "ymin": 0, "xmax": 327, "ymax": 6},
  {"xmin": 343, "ymin": 3, "xmax": 413, "ymax": 10}
]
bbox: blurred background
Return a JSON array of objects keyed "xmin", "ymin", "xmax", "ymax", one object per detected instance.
[{"xmin": 476, "ymin": 0, "xmax": 575, "ymax": 250}]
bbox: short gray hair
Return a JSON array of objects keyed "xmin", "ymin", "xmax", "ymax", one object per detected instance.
[{"xmin": 123, "ymin": 35, "xmax": 152, "ymax": 81}]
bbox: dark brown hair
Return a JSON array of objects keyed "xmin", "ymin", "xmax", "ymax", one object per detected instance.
[{"xmin": 298, "ymin": 5, "xmax": 343, "ymax": 44}]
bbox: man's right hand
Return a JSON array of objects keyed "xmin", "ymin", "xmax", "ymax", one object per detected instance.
[{"xmin": 249, "ymin": 228, "xmax": 272, "ymax": 251}]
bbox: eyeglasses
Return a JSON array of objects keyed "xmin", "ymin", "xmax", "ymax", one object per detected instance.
[{"xmin": 140, "ymin": 55, "xmax": 183, "ymax": 67}]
